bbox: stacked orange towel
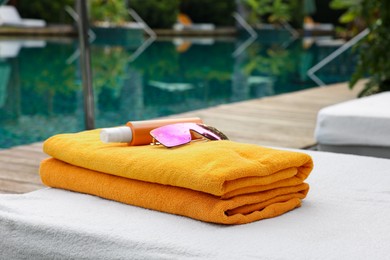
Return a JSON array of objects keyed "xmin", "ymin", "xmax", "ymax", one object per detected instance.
[{"xmin": 40, "ymin": 129, "xmax": 313, "ymax": 225}]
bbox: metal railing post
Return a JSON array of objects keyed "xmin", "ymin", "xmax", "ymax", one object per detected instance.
[
  {"xmin": 128, "ymin": 8, "xmax": 156, "ymax": 38},
  {"xmin": 126, "ymin": 8, "xmax": 156, "ymax": 62},
  {"xmin": 307, "ymin": 28, "xmax": 370, "ymax": 86},
  {"xmin": 232, "ymin": 12, "xmax": 258, "ymax": 57},
  {"xmin": 76, "ymin": 0, "xmax": 95, "ymax": 129}
]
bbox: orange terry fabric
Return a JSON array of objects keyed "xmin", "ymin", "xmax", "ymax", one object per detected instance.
[
  {"xmin": 43, "ymin": 129, "xmax": 313, "ymax": 198},
  {"xmin": 40, "ymin": 158, "xmax": 309, "ymax": 225},
  {"xmin": 40, "ymin": 129, "xmax": 314, "ymax": 224}
]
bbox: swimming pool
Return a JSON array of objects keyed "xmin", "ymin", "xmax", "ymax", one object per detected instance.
[{"xmin": 0, "ymin": 33, "xmax": 356, "ymax": 148}]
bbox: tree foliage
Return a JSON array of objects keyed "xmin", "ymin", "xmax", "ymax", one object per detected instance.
[
  {"xmin": 179, "ymin": 0, "xmax": 236, "ymax": 26},
  {"xmin": 331, "ymin": 0, "xmax": 390, "ymax": 96},
  {"xmin": 130, "ymin": 0, "xmax": 180, "ymax": 29},
  {"xmin": 16, "ymin": 0, "xmax": 74, "ymax": 24},
  {"xmin": 90, "ymin": 0, "xmax": 130, "ymax": 25}
]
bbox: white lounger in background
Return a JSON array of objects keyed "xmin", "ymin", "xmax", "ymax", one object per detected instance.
[
  {"xmin": 0, "ymin": 5, "xmax": 46, "ymax": 27},
  {"xmin": 315, "ymin": 91, "xmax": 390, "ymax": 158},
  {"xmin": 1, "ymin": 149, "xmax": 390, "ymax": 259},
  {"xmin": 173, "ymin": 13, "xmax": 215, "ymax": 31}
]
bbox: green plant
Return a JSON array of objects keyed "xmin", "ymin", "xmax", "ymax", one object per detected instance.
[
  {"xmin": 16, "ymin": 0, "xmax": 75, "ymax": 24},
  {"xmin": 179, "ymin": 0, "xmax": 236, "ymax": 26},
  {"xmin": 90, "ymin": 0, "xmax": 130, "ymax": 25},
  {"xmin": 289, "ymin": 0, "xmax": 305, "ymax": 28},
  {"xmin": 331, "ymin": 0, "xmax": 390, "ymax": 96},
  {"xmin": 330, "ymin": 0, "xmax": 365, "ymax": 35},
  {"xmin": 243, "ymin": 0, "xmax": 299, "ymax": 25},
  {"xmin": 130, "ymin": 0, "xmax": 179, "ymax": 29}
]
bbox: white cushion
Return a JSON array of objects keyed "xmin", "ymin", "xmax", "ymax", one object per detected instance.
[
  {"xmin": 20, "ymin": 18, "xmax": 46, "ymax": 27},
  {"xmin": 0, "ymin": 6, "xmax": 22, "ymax": 25},
  {"xmin": 1, "ymin": 150, "xmax": 390, "ymax": 259},
  {"xmin": 0, "ymin": 6, "xmax": 46, "ymax": 27},
  {"xmin": 315, "ymin": 92, "xmax": 390, "ymax": 146}
]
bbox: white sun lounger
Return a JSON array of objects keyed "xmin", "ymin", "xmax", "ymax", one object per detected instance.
[
  {"xmin": 1, "ymin": 149, "xmax": 390, "ymax": 259},
  {"xmin": 173, "ymin": 13, "xmax": 215, "ymax": 31},
  {"xmin": 0, "ymin": 5, "xmax": 46, "ymax": 27},
  {"xmin": 315, "ymin": 91, "xmax": 390, "ymax": 158}
]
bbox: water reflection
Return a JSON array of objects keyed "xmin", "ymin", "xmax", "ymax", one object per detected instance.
[{"xmin": 0, "ymin": 34, "xmax": 355, "ymax": 148}]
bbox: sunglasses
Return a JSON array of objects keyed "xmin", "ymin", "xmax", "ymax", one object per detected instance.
[{"xmin": 150, "ymin": 123, "xmax": 229, "ymax": 148}]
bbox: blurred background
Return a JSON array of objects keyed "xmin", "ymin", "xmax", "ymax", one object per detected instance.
[{"xmin": 0, "ymin": 0, "xmax": 387, "ymax": 148}]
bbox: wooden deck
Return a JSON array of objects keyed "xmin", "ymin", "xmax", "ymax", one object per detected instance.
[
  {"xmin": 0, "ymin": 24, "xmax": 76, "ymax": 37},
  {"xmin": 0, "ymin": 81, "xmax": 363, "ymax": 194}
]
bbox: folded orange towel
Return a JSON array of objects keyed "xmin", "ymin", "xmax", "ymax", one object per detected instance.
[
  {"xmin": 43, "ymin": 129, "xmax": 313, "ymax": 198},
  {"xmin": 40, "ymin": 158, "xmax": 309, "ymax": 225}
]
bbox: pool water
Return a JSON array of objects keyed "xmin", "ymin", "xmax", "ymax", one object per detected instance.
[{"xmin": 0, "ymin": 33, "xmax": 356, "ymax": 148}]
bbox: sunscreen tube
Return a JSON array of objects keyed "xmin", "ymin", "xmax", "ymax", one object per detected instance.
[{"xmin": 100, "ymin": 117, "xmax": 203, "ymax": 145}]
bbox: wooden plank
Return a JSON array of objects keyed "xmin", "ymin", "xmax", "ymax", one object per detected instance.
[
  {"xmin": 0, "ymin": 25, "xmax": 76, "ymax": 36},
  {"xmin": 0, "ymin": 154, "xmax": 46, "ymax": 167},
  {"xmin": 0, "ymin": 148, "xmax": 47, "ymax": 160},
  {"xmin": 0, "ymin": 144, "xmax": 48, "ymax": 193},
  {"xmin": 0, "ymin": 166, "xmax": 41, "ymax": 183},
  {"xmin": 0, "ymin": 179, "xmax": 44, "ymax": 194}
]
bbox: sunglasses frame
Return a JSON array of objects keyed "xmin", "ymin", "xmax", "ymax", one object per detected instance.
[{"xmin": 150, "ymin": 123, "xmax": 228, "ymax": 148}]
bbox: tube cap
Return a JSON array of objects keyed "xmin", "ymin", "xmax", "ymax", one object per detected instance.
[{"xmin": 100, "ymin": 126, "xmax": 133, "ymax": 143}]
